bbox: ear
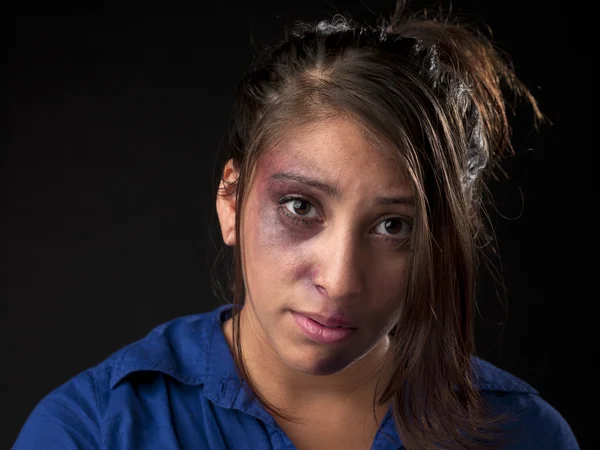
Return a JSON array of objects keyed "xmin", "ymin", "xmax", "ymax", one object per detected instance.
[{"xmin": 216, "ymin": 159, "xmax": 239, "ymax": 246}]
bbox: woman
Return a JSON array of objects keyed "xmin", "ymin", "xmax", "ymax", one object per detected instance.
[{"xmin": 13, "ymin": 1, "xmax": 579, "ymax": 449}]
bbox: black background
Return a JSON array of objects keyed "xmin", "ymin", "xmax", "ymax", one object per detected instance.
[{"xmin": 2, "ymin": 0, "xmax": 587, "ymax": 448}]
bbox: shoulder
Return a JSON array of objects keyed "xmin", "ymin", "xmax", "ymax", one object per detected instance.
[
  {"xmin": 472, "ymin": 357, "xmax": 580, "ymax": 449},
  {"xmin": 108, "ymin": 307, "xmax": 220, "ymax": 388},
  {"xmin": 12, "ymin": 367, "xmax": 102, "ymax": 449},
  {"xmin": 12, "ymin": 306, "xmax": 227, "ymax": 449},
  {"xmin": 472, "ymin": 357, "xmax": 539, "ymax": 395}
]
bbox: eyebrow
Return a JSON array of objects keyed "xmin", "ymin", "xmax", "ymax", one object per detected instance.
[{"xmin": 270, "ymin": 172, "xmax": 414, "ymax": 207}]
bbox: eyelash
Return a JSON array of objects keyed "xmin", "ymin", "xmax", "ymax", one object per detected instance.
[{"xmin": 277, "ymin": 195, "xmax": 413, "ymax": 243}]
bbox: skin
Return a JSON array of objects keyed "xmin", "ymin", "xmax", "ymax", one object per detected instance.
[{"xmin": 216, "ymin": 116, "xmax": 415, "ymax": 444}]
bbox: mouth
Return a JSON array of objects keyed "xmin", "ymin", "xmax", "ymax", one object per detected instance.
[
  {"xmin": 291, "ymin": 311, "xmax": 357, "ymax": 344},
  {"xmin": 310, "ymin": 319, "xmax": 353, "ymax": 329},
  {"xmin": 293, "ymin": 311, "xmax": 357, "ymax": 329}
]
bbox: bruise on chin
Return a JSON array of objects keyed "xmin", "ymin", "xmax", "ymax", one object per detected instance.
[{"xmin": 311, "ymin": 356, "xmax": 348, "ymax": 376}]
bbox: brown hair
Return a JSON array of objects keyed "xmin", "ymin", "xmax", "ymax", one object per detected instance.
[{"xmin": 212, "ymin": 1, "xmax": 543, "ymax": 448}]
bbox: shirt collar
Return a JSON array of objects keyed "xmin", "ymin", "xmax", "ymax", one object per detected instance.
[
  {"xmin": 109, "ymin": 304, "xmax": 234, "ymax": 389},
  {"xmin": 108, "ymin": 303, "xmax": 282, "ymax": 426},
  {"xmin": 202, "ymin": 304, "xmax": 280, "ymax": 425},
  {"xmin": 107, "ymin": 302, "xmax": 533, "ymax": 446}
]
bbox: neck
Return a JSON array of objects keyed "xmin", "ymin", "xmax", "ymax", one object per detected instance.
[{"xmin": 222, "ymin": 303, "xmax": 394, "ymax": 417}]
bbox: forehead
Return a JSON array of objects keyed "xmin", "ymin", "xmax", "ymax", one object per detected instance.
[{"xmin": 254, "ymin": 117, "xmax": 412, "ymax": 194}]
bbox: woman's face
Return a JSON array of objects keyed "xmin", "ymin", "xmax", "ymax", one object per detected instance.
[{"xmin": 221, "ymin": 116, "xmax": 414, "ymax": 376}]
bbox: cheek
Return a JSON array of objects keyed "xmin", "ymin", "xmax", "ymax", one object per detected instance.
[
  {"xmin": 248, "ymin": 202, "xmax": 312, "ymax": 283},
  {"xmin": 368, "ymin": 258, "xmax": 409, "ymax": 313}
]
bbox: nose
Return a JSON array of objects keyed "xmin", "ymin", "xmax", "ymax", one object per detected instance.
[{"xmin": 313, "ymin": 225, "xmax": 364, "ymax": 300}]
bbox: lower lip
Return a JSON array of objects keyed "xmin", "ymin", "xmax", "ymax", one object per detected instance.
[{"xmin": 292, "ymin": 312, "xmax": 356, "ymax": 344}]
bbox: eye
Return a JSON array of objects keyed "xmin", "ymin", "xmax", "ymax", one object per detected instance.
[
  {"xmin": 371, "ymin": 217, "xmax": 412, "ymax": 241},
  {"xmin": 284, "ymin": 198, "xmax": 314, "ymax": 217},
  {"xmin": 278, "ymin": 195, "xmax": 413, "ymax": 243},
  {"xmin": 278, "ymin": 195, "xmax": 320, "ymax": 225}
]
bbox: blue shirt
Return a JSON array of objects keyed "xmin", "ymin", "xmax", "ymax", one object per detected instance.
[{"xmin": 13, "ymin": 304, "xmax": 579, "ymax": 449}]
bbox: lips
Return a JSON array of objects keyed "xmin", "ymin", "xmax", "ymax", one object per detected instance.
[{"xmin": 293, "ymin": 311, "xmax": 357, "ymax": 329}]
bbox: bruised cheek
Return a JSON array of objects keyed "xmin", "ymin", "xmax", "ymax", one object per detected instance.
[
  {"xmin": 251, "ymin": 195, "xmax": 312, "ymax": 282},
  {"xmin": 256, "ymin": 203, "xmax": 304, "ymax": 269}
]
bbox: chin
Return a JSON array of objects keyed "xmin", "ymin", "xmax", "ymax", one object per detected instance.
[{"xmin": 283, "ymin": 348, "xmax": 354, "ymax": 376}]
